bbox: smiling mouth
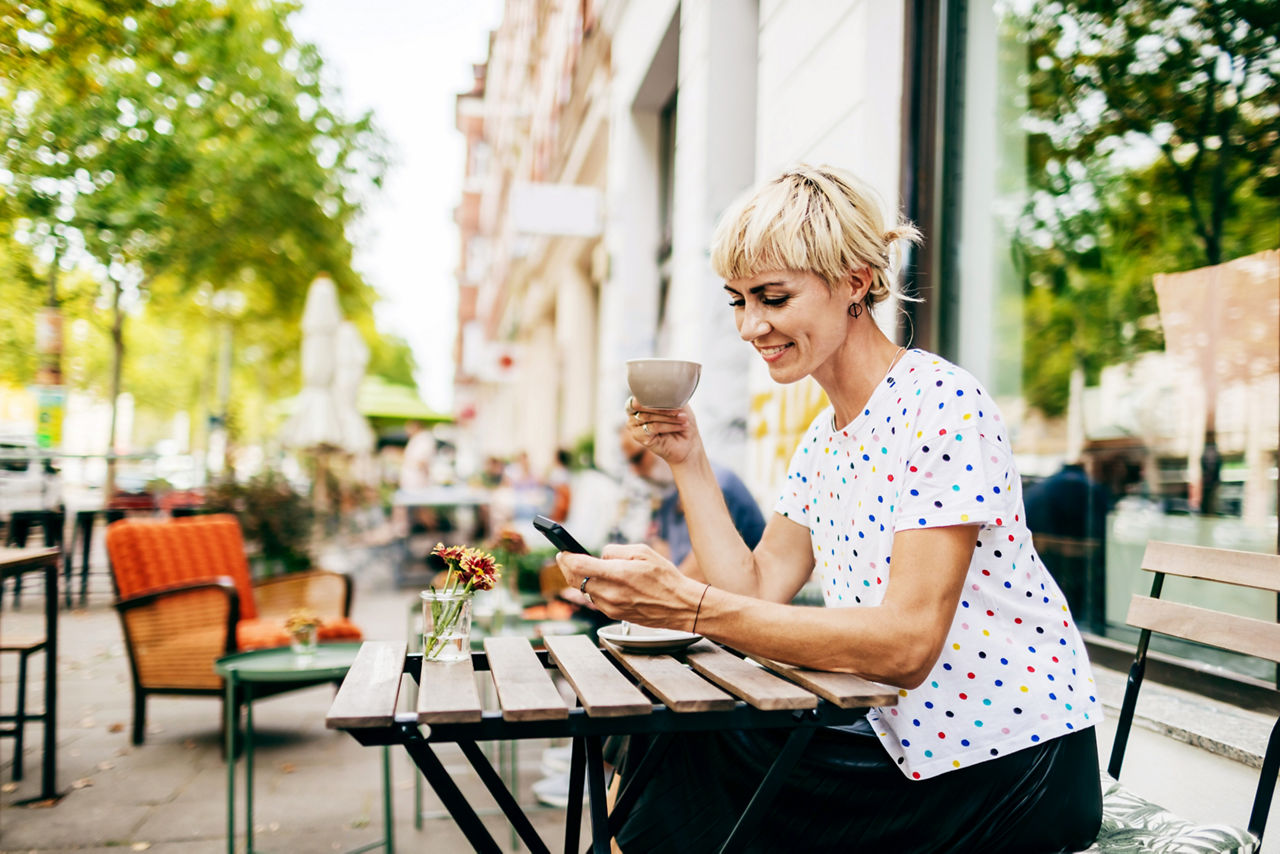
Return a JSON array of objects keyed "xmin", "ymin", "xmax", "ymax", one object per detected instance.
[{"xmin": 757, "ymin": 343, "xmax": 793, "ymax": 362}]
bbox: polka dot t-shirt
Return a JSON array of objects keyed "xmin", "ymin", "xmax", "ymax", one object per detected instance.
[{"xmin": 775, "ymin": 349, "xmax": 1100, "ymax": 780}]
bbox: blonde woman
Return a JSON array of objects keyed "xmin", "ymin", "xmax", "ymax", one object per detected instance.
[{"xmin": 558, "ymin": 165, "xmax": 1103, "ymax": 852}]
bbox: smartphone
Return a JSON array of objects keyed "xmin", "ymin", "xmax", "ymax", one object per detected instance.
[{"xmin": 532, "ymin": 515, "xmax": 591, "ymax": 555}]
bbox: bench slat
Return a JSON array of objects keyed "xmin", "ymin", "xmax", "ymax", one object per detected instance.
[
  {"xmin": 603, "ymin": 641, "xmax": 735, "ymax": 712},
  {"xmin": 417, "ymin": 656, "xmax": 483, "ymax": 723},
  {"xmin": 484, "ymin": 636, "xmax": 569, "ymax": 721},
  {"xmin": 544, "ymin": 634, "xmax": 651, "ymax": 717},
  {"xmin": 326, "ymin": 641, "xmax": 406, "ymax": 729},
  {"xmin": 1127, "ymin": 596, "xmax": 1280, "ymax": 663},
  {"xmin": 1142, "ymin": 541, "xmax": 1280, "ymax": 592},
  {"xmin": 684, "ymin": 641, "xmax": 817, "ymax": 710},
  {"xmin": 747, "ymin": 655, "xmax": 901, "ymax": 709}
]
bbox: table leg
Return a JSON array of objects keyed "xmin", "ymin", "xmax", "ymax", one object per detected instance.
[
  {"xmin": 403, "ymin": 737, "xmax": 503, "ymax": 853},
  {"xmin": 563, "ymin": 738, "xmax": 585, "ymax": 854},
  {"xmin": 225, "ymin": 674, "xmax": 237, "ymax": 854},
  {"xmin": 246, "ymin": 690, "xmax": 255, "ymax": 854},
  {"xmin": 584, "ymin": 735, "xmax": 610, "ymax": 854},
  {"xmin": 41, "ymin": 557, "xmax": 57, "ymax": 800},
  {"xmin": 718, "ymin": 725, "xmax": 816, "ymax": 854},
  {"xmin": 381, "ymin": 746, "xmax": 393, "ymax": 854},
  {"xmin": 457, "ymin": 739, "xmax": 550, "ymax": 854}
]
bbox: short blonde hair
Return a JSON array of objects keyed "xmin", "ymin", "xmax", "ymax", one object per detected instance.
[{"xmin": 710, "ymin": 164, "xmax": 922, "ymax": 309}]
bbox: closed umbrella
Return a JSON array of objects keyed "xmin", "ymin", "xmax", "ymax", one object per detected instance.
[
  {"xmin": 333, "ymin": 321, "xmax": 375, "ymax": 454},
  {"xmin": 281, "ymin": 275, "xmax": 344, "ymax": 450}
]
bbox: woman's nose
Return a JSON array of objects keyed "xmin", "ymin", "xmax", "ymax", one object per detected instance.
[{"xmin": 738, "ymin": 305, "xmax": 769, "ymax": 341}]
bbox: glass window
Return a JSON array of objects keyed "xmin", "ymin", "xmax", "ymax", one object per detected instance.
[{"xmin": 951, "ymin": 1, "xmax": 1279, "ymax": 678}]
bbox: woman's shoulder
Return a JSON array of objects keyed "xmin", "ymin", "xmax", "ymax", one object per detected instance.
[{"xmin": 896, "ymin": 349, "xmax": 992, "ymax": 397}]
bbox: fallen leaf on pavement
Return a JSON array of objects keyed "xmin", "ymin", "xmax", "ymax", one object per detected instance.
[
  {"xmin": 280, "ymin": 762, "xmax": 297, "ymax": 773},
  {"xmin": 97, "ymin": 761, "xmax": 114, "ymax": 771},
  {"xmin": 71, "ymin": 778, "xmax": 93, "ymax": 789},
  {"xmin": 1, "ymin": 782, "xmax": 16, "ymax": 793},
  {"xmin": 109, "ymin": 722, "xmax": 125, "ymax": 733},
  {"xmin": 131, "ymin": 843, "xmax": 152, "ymax": 851}
]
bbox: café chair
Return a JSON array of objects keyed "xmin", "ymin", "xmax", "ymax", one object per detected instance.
[
  {"xmin": 0, "ymin": 633, "xmax": 47, "ymax": 780},
  {"xmin": 104, "ymin": 513, "xmax": 362, "ymax": 745},
  {"xmin": 1083, "ymin": 541, "xmax": 1279, "ymax": 853}
]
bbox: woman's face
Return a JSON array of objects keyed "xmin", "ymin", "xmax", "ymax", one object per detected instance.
[{"xmin": 724, "ymin": 269, "xmax": 854, "ymax": 385}]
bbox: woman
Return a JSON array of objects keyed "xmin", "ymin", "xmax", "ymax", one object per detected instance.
[{"xmin": 557, "ymin": 164, "xmax": 1103, "ymax": 852}]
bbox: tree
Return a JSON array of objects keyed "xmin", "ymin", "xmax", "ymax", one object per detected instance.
[
  {"xmin": 1005, "ymin": 0, "xmax": 1279, "ymax": 512},
  {"xmin": 0, "ymin": 0, "xmax": 395, "ymax": 477}
]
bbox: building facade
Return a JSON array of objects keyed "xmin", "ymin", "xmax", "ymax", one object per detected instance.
[{"xmin": 454, "ymin": 0, "xmax": 1279, "ymax": 674}]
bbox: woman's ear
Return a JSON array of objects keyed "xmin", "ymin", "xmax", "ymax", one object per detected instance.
[{"xmin": 843, "ymin": 268, "xmax": 873, "ymax": 303}]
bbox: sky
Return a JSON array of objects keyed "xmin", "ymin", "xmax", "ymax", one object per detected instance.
[{"xmin": 290, "ymin": 0, "xmax": 504, "ymax": 413}]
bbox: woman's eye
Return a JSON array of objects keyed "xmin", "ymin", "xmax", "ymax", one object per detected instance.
[
  {"xmin": 762, "ymin": 296, "xmax": 789, "ymax": 307},
  {"xmin": 727, "ymin": 298, "xmax": 745, "ymax": 308}
]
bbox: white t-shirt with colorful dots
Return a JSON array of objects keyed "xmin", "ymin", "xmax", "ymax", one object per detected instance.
[{"xmin": 775, "ymin": 349, "xmax": 1100, "ymax": 780}]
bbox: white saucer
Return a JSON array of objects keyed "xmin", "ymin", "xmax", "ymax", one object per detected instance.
[{"xmin": 598, "ymin": 623, "xmax": 702, "ymax": 654}]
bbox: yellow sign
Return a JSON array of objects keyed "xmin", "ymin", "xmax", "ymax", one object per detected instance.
[{"xmin": 35, "ymin": 386, "xmax": 65, "ymax": 449}]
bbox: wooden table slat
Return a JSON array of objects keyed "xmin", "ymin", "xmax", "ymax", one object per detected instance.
[
  {"xmin": 484, "ymin": 637, "xmax": 569, "ymax": 721},
  {"xmin": 325, "ymin": 641, "xmax": 406, "ymax": 729},
  {"xmin": 603, "ymin": 641, "xmax": 735, "ymax": 712},
  {"xmin": 747, "ymin": 655, "xmax": 900, "ymax": 708},
  {"xmin": 684, "ymin": 641, "xmax": 817, "ymax": 710},
  {"xmin": 417, "ymin": 656, "xmax": 484, "ymax": 723},
  {"xmin": 544, "ymin": 634, "xmax": 651, "ymax": 718}
]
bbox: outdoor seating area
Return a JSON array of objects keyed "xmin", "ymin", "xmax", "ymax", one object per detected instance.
[
  {"xmin": 0, "ymin": 533, "xmax": 1277, "ymax": 851},
  {"xmin": 1, "ymin": 3, "xmax": 1277, "ymax": 851}
]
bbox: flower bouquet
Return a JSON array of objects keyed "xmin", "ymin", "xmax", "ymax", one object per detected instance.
[
  {"xmin": 421, "ymin": 543, "xmax": 501, "ymax": 661},
  {"xmin": 284, "ymin": 608, "xmax": 322, "ymax": 656}
]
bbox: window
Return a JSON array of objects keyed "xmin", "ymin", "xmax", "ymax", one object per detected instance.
[{"xmin": 910, "ymin": 0, "xmax": 1280, "ymax": 677}]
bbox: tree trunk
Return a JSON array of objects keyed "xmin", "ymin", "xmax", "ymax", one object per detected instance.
[{"xmin": 105, "ymin": 279, "xmax": 125, "ymax": 502}]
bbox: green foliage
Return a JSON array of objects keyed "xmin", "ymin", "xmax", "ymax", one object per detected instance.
[
  {"xmin": 203, "ymin": 469, "xmax": 314, "ymax": 574},
  {"xmin": 1002, "ymin": 0, "xmax": 1280, "ymax": 416},
  {"xmin": 0, "ymin": 0, "xmax": 404, "ymax": 444}
]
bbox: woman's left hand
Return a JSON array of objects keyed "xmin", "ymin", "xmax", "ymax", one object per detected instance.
[{"xmin": 556, "ymin": 543, "xmax": 705, "ymax": 632}]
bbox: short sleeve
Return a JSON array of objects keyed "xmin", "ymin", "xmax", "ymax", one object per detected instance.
[{"xmin": 895, "ymin": 375, "xmax": 1019, "ymax": 531}]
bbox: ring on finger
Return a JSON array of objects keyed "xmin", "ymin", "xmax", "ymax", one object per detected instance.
[
  {"xmin": 643, "ymin": 423, "xmax": 652, "ymax": 436},
  {"xmin": 579, "ymin": 576, "xmax": 590, "ymax": 594}
]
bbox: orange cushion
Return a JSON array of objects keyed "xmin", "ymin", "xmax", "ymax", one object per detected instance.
[
  {"xmin": 106, "ymin": 514, "xmax": 259, "ymax": 620},
  {"xmin": 236, "ymin": 617, "xmax": 363, "ymax": 651}
]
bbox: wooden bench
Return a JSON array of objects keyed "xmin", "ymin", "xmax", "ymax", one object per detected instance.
[{"xmin": 1083, "ymin": 541, "xmax": 1279, "ymax": 853}]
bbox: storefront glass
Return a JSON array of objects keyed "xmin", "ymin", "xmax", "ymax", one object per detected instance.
[{"xmin": 955, "ymin": 1, "xmax": 1279, "ymax": 678}]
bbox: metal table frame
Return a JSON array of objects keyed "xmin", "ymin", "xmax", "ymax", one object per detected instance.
[
  {"xmin": 342, "ymin": 649, "xmax": 873, "ymax": 854},
  {"xmin": 0, "ymin": 547, "xmax": 60, "ymax": 802},
  {"xmin": 216, "ymin": 644, "xmax": 392, "ymax": 854}
]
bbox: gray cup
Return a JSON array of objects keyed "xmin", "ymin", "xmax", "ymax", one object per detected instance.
[{"xmin": 626, "ymin": 358, "xmax": 702, "ymax": 409}]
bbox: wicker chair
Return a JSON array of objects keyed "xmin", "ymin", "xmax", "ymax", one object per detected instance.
[{"xmin": 104, "ymin": 514, "xmax": 362, "ymax": 745}]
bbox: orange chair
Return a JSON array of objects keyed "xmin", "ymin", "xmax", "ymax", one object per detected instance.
[{"xmin": 104, "ymin": 514, "xmax": 362, "ymax": 744}]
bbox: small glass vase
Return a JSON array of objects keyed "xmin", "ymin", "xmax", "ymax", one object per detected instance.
[
  {"xmin": 289, "ymin": 625, "xmax": 318, "ymax": 657},
  {"xmin": 421, "ymin": 588, "xmax": 473, "ymax": 662}
]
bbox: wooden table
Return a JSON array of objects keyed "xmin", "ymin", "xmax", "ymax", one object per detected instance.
[
  {"xmin": 0, "ymin": 547, "xmax": 60, "ymax": 801},
  {"xmin": 327, "ymin": 636, "xmax": 898, "ymax": 854}
]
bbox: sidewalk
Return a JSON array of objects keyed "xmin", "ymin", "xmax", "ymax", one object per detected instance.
[{"xmin": 2, "ymin": 539, "xmax": 1276, "ymax": 852}]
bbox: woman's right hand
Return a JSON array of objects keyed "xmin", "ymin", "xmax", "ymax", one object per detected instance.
[{"xmin": 625, "ymin": 397, "xmax": 701, "ymax": 465}]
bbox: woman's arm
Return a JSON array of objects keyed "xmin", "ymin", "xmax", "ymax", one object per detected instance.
[
  {"xmin": 558, "ymin": 524, "xmax": 978, "ymax": 687},
  {"xmin": 628, "ymin": 404, "xmax": 811, "ymax": 601}
]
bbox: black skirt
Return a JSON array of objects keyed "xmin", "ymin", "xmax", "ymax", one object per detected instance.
[{"xmin": 610, "ymin": 719, "xmax": 1102, "ymax": 853}]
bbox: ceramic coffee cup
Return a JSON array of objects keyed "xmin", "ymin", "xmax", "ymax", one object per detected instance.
[{"xmin": 626, "ymin": 358, "xmax": 702, "ymax": 409}]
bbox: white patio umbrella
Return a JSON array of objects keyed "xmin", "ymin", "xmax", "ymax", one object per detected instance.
[
  {"xmin": 333, "ymin": 321, "xmax": 375, "ymax": 454},
  {"xmin": 281, "ymin": 275, "xmax": 344, "ymax": 450}
]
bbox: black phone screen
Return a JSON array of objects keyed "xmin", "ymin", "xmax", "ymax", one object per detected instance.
[{"xmin": 532, "ymin": 515, "xmax": 591, "ymax": 555}]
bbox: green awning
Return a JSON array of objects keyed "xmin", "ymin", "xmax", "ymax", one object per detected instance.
[{"xmin": 356, "ymin": 376, "xmax": 452, "ymax": 422}]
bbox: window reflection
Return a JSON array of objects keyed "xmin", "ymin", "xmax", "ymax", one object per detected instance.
[{"xmin": 959, "ymin": 1, "xmax": 1279, "ymax": 675}]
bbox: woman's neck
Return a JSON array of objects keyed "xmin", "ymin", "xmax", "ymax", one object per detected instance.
[{"xmin": 815, "ymin": 333, "xmax": 906, "ymax": 430}]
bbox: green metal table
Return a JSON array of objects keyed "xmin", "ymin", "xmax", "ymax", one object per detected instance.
[{"xmin": 215, "ymin": 643, "xmax": 392, "ymax": 854}]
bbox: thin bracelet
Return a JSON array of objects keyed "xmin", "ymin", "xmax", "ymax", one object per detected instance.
[{"xmin": 692, "ymin": 583, "xmax": 710, "ymax": 633}]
